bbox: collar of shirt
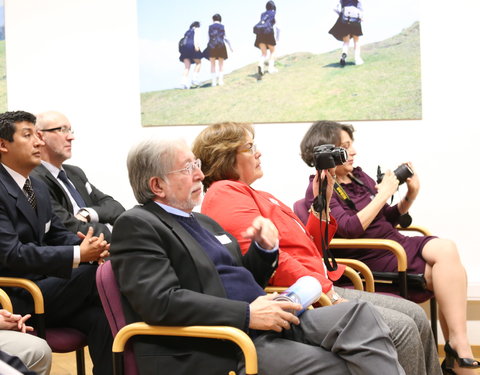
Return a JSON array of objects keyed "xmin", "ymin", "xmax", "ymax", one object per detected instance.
[
  {"xmin": 154, "ymin": 201, "xmax": 191, "ymax": 217},
  {"xmin": 42, "ymin": 160, "xmax": 84, "ymax": 214},
  {"xmin": 41, "ymin": 160, "xmax": 62, "ymax": 178},
  {"xmin": 154, "ymin": 201, "xmax": 278, "ymax": 252},
  {"xmin": 2, "ymin": 163, "xmax": 27, "ymax": 189}
]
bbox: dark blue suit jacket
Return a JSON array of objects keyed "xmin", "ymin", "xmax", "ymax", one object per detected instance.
[{"xmin": 0, "ymin": 164, "xmax": 80, "ymax": 281}]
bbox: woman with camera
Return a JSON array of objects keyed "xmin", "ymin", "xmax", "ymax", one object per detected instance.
[
  {"xmin": 193, "ymin": 121, "xmax": 441, "ymax": 375},
  {"xmin": 298, "ymin": 120, "xmax": 478, "ymax": 375}
]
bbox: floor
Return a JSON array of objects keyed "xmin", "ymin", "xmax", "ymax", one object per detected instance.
[
  {"xmin": 51, "ymin": 350, "xmax": 92, "ymax": 375},
  {"xmin": 50, "ymin": 348, "xmax": 480, "ymax": 375}
]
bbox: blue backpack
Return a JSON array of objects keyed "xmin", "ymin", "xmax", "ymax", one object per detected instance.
[
  {"xmin": 208, "ymin": 24, "xmax": 224, "ymax": 49},
  {"xmin": 178, "ymin": 29, "xmax": 193, "ymax": 52},
  {"xmin": 253, "ymin": 10, "xmax": 275, "ymax": 35}
]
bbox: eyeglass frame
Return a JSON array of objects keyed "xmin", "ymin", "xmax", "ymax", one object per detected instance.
[
  {"xmin": 38, "ymin": 126, "xmax": 74, "ymax": 135},
  {"xmin": 238, "ymin": 143, "xmax": 257, "ymax": 154},
  {"xmin": 167, "ymin": 159, "xmax": 202, "ymax": 175}
]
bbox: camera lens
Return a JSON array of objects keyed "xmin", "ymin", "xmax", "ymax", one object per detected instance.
[{"xmin": 393, "ymin": 164, "xmax": 414, "ymax": 185}]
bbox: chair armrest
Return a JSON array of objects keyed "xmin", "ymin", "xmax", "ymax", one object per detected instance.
[
  {"xmin": 337, "ymin": 259, "xmax": 375, "ymax": 293},
  {"xmin": 0, "ymin": 277, "xmax": 47, "ymax": 338},
  {"xmin": 0, "ymin": 288, "xmax": 13, "ymax": 312},
  {"xmin": 0, "ymin": 277, "xmax": 45, "ymax": 314},
  {"xmin": 340, "ymin": 265, "xmax": 364, "ymax": 291},
  {"xmin": 113, "ymin": 322, "xmax": 258, "ymax": 375},
  {"xmin": 329, "ymin": 238, "xmax": 408, "ymax": 272},
  {"xmin": 397, "ymin": 224, "xmax": 432, "ymax": 236}
]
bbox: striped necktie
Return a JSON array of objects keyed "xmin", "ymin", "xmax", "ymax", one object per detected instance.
[{"xmin": 23, "ymin": 178, "xmax": 37, "ymax": 209}]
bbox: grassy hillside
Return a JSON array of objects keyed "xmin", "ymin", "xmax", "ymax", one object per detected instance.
[
  {"xmin": 0, "ymin": 40, "xmax": 7, "ymax": 112},
  {"xmin": 141, "ymin": 22, "xmax": 421, "ymax": 126}
]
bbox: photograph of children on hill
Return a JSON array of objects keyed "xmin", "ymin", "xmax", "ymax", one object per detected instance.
[
  {"xmin": 0, "ymin": 0, "xmax": 6, "ymax": 112},
  {"xmin": 137, "ymin": 0, "xmax": 421, "ymax": 126}
]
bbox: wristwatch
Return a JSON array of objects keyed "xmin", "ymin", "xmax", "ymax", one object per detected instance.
[
  {"xmin": 329, "ymin": 292, "xmax": 340, "ymax": 304},
  {"xmin": 77, "ymin": 209, "xmax": 91, "ymax": 222}
]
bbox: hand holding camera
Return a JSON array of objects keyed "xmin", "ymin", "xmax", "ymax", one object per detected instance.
[
  {"xmin": 376, "ymin": 170, "xmax": 400, "ymax": 198},
  {"xmin": 312, "ymin": 144, "xmax": 347, "ymax": 212}
]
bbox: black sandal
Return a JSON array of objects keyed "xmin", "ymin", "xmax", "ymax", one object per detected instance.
[{"xmin": 444, "ymin": 341, "xmax": 480, "ymax": 369}]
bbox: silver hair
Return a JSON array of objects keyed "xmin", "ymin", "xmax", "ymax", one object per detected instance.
[{"xmin": 127, "ymin": 138, "xmax": 186, "ymax": 204}]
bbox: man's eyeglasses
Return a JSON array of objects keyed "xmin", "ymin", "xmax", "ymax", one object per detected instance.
[
  {"xmin": 39, "ymin": 126, "xmax": 74, "ymax": 135},
  {"xmin": 167, "ymin": 159, "xmax": 202, "ymax": 175},
  {"xmin": 239, "ymin": 143, "xmax": 257, "ymax": 154}
]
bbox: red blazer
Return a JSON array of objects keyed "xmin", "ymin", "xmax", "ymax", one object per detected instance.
[{"xmin": 201, "ymin": 180, "xmax": 345, "ymax": 293}]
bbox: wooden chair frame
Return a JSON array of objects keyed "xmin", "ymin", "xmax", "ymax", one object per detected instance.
[
  {"xmin": 0, "ymin": 277, "xmax": 87, "ymax": 375},
  {"xmin": 329, "ymin": 225, "xmax": 438, "ymax": 344},
  {"xmin": 112, "ymin": 323, "xmax": 258, "ymax": 375}
]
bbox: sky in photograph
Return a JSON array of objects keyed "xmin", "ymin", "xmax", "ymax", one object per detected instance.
[
  {"xmin": 137, "ymin": 0, "xmax": 420, "ymax": 92},
  {"xmin": 0, "ymin": 0, "xmax": 4, "ymax": 29}
]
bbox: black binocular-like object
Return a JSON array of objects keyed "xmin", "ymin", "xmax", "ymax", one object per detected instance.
[{"xmin": 377, "ymin": 163, "xmax": 414, "ymax": 185}]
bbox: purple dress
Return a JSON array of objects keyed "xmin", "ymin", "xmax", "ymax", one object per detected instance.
[{"xmin": 302, "ymin": 167, "xmax": 435, "ymax": 275}]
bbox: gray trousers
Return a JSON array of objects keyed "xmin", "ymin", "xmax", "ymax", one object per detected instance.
[
  {"xmin": 0, "ymin": 330, "xmax": 52, "ymax": 375},
  {"xmin": 335, "ymin": 287, "xmax": 442, "ymax": 375},
  {"xmin": 239, "ymin": 300, "xmax": 405, "ymax": 375}
]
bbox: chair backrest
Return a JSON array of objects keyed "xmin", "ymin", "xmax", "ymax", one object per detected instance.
[
  {"xmin": 293, "ymin": 198, "xmax": 309, "ymax": 225},
  {"xmin": 96, "ymin": 261, "xmax": 139, "ymax": 375}
]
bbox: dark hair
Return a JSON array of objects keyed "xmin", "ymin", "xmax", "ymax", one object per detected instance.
[
  {"xmin": 190, "ymin": 21, "xmax": 200, "ymax": 29},
  {"xmin": 192, "ymin": 122, "xmax": 254, "ymax": 190},
  {"xmin": 212, "ymin": 13, "xmax": 222, "ymax": 22},
  {"xmin": 266, "ymin": 1, "xmax": 276, "ymax": 11},
  {"xmin": 300, "ymin": 121, "xmax": 355, "ymax": 167},
  {"xmin": 0, "ymin": 111, "xmax": 36, "ymax": 142}
]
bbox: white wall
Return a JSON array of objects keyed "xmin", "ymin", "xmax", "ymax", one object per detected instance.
[{"xmin": 5, "ymin": 0, "xmax": 480, "ymax": 326}]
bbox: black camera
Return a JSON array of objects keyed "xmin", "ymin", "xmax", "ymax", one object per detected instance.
[
  {"xmin": 377, "ymin": 163, "xmax": 414, "ymax": 185},
  {"xmin": 313, "ymin": 144, "xmax": 348, "ymax": 170}
]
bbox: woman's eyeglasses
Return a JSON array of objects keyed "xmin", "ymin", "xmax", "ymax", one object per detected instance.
[{"xmin": 239, "ymin": 143, "xmax": 257, "ymax": 154}]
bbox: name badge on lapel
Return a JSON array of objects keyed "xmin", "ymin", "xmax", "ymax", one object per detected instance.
[
  {"xmin": 45, "ymin": 220, "xmax": 51, "ymax": 233},
  {"xmin": 215, "ymin": 234, "xmax": 231, "ymax": 245}
]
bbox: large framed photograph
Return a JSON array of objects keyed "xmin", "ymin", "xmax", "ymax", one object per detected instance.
[{"xmin": 137, "ymin": 0, "xmax": 421, "ymax": 126}]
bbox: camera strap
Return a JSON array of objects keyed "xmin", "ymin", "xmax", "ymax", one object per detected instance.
[
  {"xmin": 314, "ymin": 179, "xmax": 338, "ymax": 272},
  {"xmin": 333, "ymin": 182, "xmax": 357, "ymax": 210},
  {"xmin": 334, "ymin": 173, "xmax": 413, "ymax": 227}
]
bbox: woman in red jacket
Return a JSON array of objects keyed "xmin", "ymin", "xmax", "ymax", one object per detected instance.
[{"xmin": 192, "ymin": 122, "xmax": 441, "ymax": 375}]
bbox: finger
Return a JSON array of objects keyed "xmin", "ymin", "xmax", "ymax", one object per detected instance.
[
  {"xmin": 274, "ymin": 300, "xmax": 302, "ymax": 311},
  {"xmin": 0, "ymin": 309, "xmax": 12, "ymax": 317},
  {"xmin": 19, "ymin": 314, "xmax": 31, "ymax": 324},
  {"xmin": 241, "ymin": 227, "xmax": 254, "ymax": 239},
  {"xmin": 281, "ymin": 311, "xmax": 300, "ymax": 326},
  {"xmin": 281, "ymin": 319, "xmax": 292, "ymax": 330},
  {"xmin": 78, "ymin": 226, "xmax": 94, "ymax": 240}
]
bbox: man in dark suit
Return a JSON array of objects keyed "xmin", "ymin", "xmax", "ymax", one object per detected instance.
[
  {"xmin": 0, "ymin": 111, "xmax": 113, "ymax": 375},
  {"xmin": 110, "ymin": 137, "xmax": 405, "ymax": 375},
  {"xmin": 31, "ymin": 111, "xmax": 124, "ymax": 241}
]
